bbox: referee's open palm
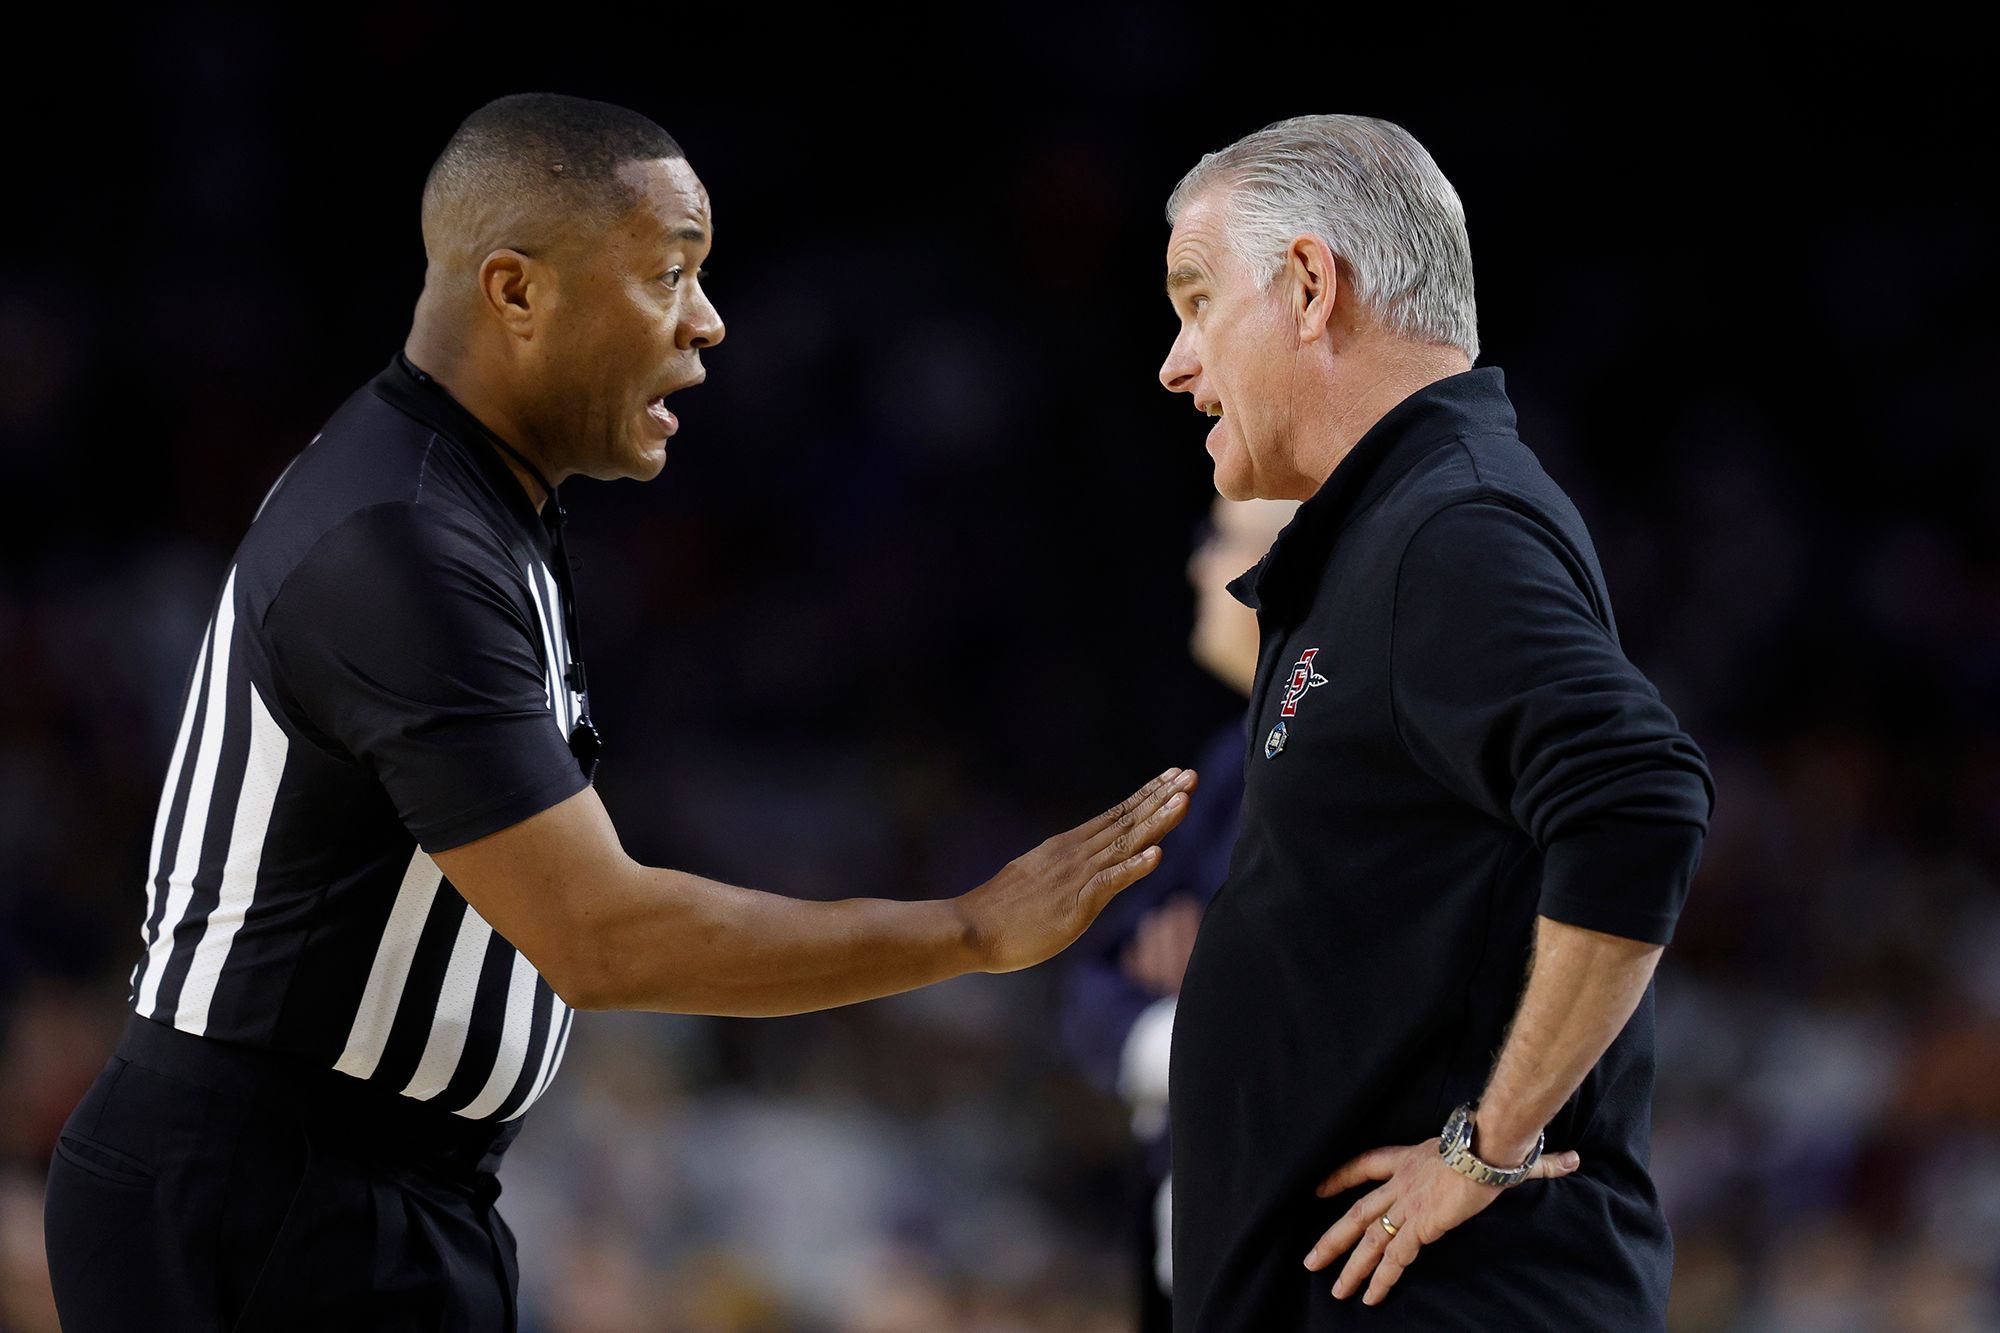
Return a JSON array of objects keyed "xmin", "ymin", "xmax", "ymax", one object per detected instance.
[{"xmin": 962, "ymin": 767, "xmax": 1198, "ymax": 974}]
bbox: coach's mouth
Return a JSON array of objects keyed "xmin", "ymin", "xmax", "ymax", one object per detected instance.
[{"xmin": 1199, "ymin": 397, "xmax": 1226, "ymax": 448}]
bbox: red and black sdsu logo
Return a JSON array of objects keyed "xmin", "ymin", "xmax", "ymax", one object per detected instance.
[
  {"xmin": 1280, "ymin": 648, "xmax": 1328, "ymax": 717},
  {"xmin": 1266, "ymin": 648, "xmax": 1328, "ymax": 759}
]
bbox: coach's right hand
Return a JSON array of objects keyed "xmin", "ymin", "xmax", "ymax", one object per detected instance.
[{"xmin": 957, "ymin": 767, "xmax": 1198, "ymax": 974}]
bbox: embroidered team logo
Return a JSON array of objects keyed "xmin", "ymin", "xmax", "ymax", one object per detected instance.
[
  {"xmin": 1265, "ymin": 648, "xmax": 1327, "ymax": 759},
  {"xmin": 1279, "ymin": 648, "xmax": 1328, "ymax": 717}
]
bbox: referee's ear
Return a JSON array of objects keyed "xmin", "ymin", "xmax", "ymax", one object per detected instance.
[{"xmin": 476, "ymin": 247, "xmax": 550, "ymax": 342}]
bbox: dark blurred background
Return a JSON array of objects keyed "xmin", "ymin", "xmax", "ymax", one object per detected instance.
[{"xmin": 2, "ymin": 9, "xmax": 1995, "ymax": 1331}]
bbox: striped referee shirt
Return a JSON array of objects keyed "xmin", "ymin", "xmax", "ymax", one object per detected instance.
[{"xmin": 128, "ymin": 352, "xmax": 592, "ymax": 1124}]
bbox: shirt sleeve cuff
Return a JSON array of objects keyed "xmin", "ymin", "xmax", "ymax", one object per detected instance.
[
  {"xmin": 413, "ymin": 763, "xmax": 591, "ymax": 854},
  {"xmin": 1538, "ymin": 819, "xmax": 1706, "ymax": 946}
]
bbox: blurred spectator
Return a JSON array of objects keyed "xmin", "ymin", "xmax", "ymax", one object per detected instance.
[{"xmin": 1060, "ymin": 495, "xmax": 1297, "ymax": 1329}]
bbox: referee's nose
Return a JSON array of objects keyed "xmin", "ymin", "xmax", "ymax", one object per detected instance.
[{"xmin": 681, "ymin": 282, "xmax": 724, "ymax": 351}]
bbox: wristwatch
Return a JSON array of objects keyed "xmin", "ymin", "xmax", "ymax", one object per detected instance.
[{"xmin": 1438, "ymin": 1103, "xmax": 1543, "ymax": 1188}]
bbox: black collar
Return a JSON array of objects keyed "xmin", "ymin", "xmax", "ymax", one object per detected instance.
[
  {"xmin": 370, "ymin": 351, "xmax": 555, "ymax": 542},
  {"xmin": 367, "ymin": 350, "xmax": 600, "ymax": 778},
  {"xmin": 1227, "ymin": 366, "xmax": 1515, "ymax": 616}
]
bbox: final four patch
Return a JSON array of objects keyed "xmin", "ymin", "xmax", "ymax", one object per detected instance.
[{"xmin": 1265, "ymin": 720, "xmax": 1288, "ymax": 758}]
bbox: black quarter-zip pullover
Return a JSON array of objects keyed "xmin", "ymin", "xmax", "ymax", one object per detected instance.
[{"xmin": 1170, "ymin": 367, "xmax": 1714, "ymax": 1331}]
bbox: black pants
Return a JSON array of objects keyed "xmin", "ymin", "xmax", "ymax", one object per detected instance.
[{"xmin": 44, "ymin": 1014, "xmax": 523, "ymax": 1331}]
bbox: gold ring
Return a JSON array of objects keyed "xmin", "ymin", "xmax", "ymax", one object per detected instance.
[{"xmin": 1379, "ymin": 1217, "xmax": 1399, "ymax": 1238}]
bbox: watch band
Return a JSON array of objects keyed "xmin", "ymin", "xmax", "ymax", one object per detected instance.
[{"xmin": 1437, "ymin": 1103, "xmax": 1543, "ymax": 1188}]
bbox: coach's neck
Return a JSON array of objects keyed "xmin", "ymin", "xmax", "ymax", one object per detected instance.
[{"xmin": 1295, "ymin": 328, "xmax": 1471, "ymax": 496}]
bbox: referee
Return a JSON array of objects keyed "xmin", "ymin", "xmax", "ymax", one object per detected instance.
[{"xmin": 42, "ymin": 93, "xmax": 1196, "ymax": 1331}]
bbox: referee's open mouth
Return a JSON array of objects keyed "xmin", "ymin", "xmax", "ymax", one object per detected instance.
[
  {"xmin": 644, "ymin": 371, "xmax": 706, "ymax": 438},
  {"xmin": 644, "ymin": 396, "xmax": 678, "ymax": 437}
]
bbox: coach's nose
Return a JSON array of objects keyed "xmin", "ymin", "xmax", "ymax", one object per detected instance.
[{"xmin": 1159, "ymin": 325, "xmax": 1198, "ymax": 395}]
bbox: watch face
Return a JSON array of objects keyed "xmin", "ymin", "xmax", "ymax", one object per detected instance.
[{"xmin": 1443, "ymin": 1105, "xmax": 1472, "ymax": 1148}]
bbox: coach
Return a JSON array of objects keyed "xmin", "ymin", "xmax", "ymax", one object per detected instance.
[
  {"xmin": 41, "ymin": 93, "xmax": 1194, "ymax": 1330},
  {"xmin": 1156, "ymin": 115, "xmax": 1714, "ymax": 1330}
]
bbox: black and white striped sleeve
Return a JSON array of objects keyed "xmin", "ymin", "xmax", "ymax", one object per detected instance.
[{"xmin": 262, "ymin": 502, "xmax": 588, "ymax": 852}]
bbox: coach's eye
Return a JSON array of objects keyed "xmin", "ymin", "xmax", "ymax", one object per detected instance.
[{"xmin": 662, "ymin": 267, "xmax": 684, "ymax": 288}]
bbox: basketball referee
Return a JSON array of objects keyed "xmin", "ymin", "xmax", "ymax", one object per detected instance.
[{"xmin": 42, "ymin": 93, "xmax": 1197, "ymax": 1331}]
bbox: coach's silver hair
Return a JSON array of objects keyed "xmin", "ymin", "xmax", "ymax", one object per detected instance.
[{"xmin": 1166, "ymin": 115, "xmax": 1479, "ymax": 362}]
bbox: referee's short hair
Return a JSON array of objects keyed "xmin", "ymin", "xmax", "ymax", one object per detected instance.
[{"xmin": 421, "ymin": 92, "xmax": 686, "ymax": 271}]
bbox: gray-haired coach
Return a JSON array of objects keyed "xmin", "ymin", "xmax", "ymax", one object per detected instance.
[{"xmin": 1156, "ymin": 116, "xmax": 1713, "ymax": 1329}]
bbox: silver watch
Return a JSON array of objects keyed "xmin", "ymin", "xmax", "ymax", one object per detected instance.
[{"xmin": 1438, "ymin": 1103, "xmax": 1543, "ymax": 1188}]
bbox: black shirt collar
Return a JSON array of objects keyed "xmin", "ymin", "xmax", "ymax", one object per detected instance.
[
  {"xmin": 369, "ymin": 351, "xmax": 553, "ymax": 542},
  {"xmin": 1227, "ymin": 366, "xmax": 1514, "ymax": 616}
]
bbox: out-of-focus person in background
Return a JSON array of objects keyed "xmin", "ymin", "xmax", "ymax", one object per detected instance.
[
  {"xmin": 1063, "ymin": 494, "xmax": 1298, "ymax": 1331},
  {"xmin": 1158, "ymin": 114, "xmax": 1714, "ymax": 1329},
  {"xmin": 39, "ymin": 91, "xmax": 1195, "ymax": 1332}
]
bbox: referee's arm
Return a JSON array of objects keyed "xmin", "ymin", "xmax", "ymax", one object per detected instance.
[{"xmin": 433, "ymin": 772, "xmax": 1196, "ymax": 1017}]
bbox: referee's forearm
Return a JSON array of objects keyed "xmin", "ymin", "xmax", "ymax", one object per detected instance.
[{"xmin": 568, "ymin": 867, "xmax": 982, "ymax": 1016}]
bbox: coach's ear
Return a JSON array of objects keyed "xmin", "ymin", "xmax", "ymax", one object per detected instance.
[{"xmin": 1286, "ymin": 234, "xmax": 1338, "ymax": 344}]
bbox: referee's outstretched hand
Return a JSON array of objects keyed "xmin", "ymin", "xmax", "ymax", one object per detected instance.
[{"xmin": 958, "ymin": 767, "xmax": 1198, "ymax": 974}]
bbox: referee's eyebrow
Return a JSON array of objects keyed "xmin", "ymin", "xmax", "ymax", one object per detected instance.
[{"xmin": 1165, "ymin": 264, "xmax": 1204, "ymax": 296}]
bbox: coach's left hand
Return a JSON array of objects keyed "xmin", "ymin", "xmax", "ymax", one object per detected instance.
[{"xmin": 1301, "ymin": 1138, "xmax": 1580, "ymax": 1306}]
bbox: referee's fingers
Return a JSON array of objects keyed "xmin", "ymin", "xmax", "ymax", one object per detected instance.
[
  {"xmin": 1093, "ymin": 779, "xmax": 1194, "ymax": 867},
  {"xmin": 1111, "ymin": 768, "xmax": 1178, "ymax": 818},
  {"xmin": 1086, "ymin": 768, "xmax": 1198, "ymax": 857},
  {"xmin": 1085, "ymin": 790, "xmax": 1193, "ymax": 906},
  {"xmin": 1089, "ymin": 845, "xmax": 1164, "ymax": 906}
]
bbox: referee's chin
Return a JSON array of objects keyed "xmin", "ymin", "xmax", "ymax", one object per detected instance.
[
  {"xmin": 632, "ymin": 446, "xmax": 669, "ymax": 481},
  {"xmin": 611, "ymin": 435, "xmax": 671, "ymax": 482}
]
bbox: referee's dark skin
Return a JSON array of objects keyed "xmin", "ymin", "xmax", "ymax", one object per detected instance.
[
  {"xmin": 405, "ymin": 150, "xmax": 1191, "ymax": 1014},
  {"xmin": 43, "ymin": 95, "xmax": 1195, "ymax": 1331}
]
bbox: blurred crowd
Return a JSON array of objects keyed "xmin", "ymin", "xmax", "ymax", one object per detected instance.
[{"xmin": 1, "ymin": 13, "xmax": 1994, "ymax": 1332}]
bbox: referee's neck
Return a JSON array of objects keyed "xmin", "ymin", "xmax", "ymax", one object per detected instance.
[{"xmin": 401, "ymin": 335, "xmax": 555, "ymax": 515}]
